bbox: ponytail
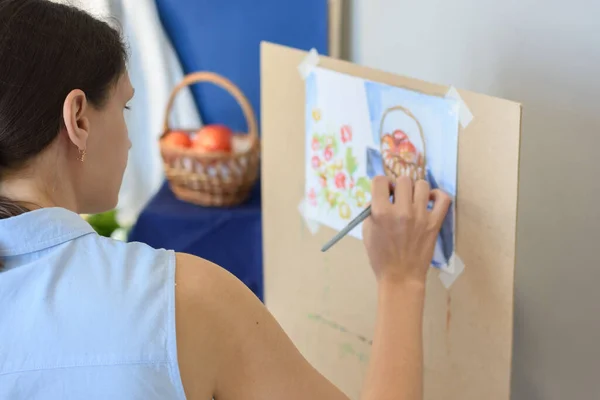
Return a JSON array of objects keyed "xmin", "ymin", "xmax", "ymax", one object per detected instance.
[
  {"xmin": 0, "ymin": 196, "xmax": 30, "ymax": 220},
  {"xmin": 0, "ymin": 196, "xmax": 29, "ymax": 269}
]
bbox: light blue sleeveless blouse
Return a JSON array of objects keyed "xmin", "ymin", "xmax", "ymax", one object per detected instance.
[{"xmin": 0, "ymin": 208, "xmax": 186, "ymax": 399}]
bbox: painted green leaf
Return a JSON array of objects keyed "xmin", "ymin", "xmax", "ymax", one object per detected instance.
[
  {"xmin": 331, "ymin": 135, "xmax": 339, "ymax": 155},
  {"xmin": 326, "ymin": 165, "xmax": 336, "ymax": 178},
  {"xmin": 356, "ymin": 177, "xmax": 372, "ymax": 194},
  {"xmin": 345, "ymin": 147, "xmax": 358, "ymax": 176},
  {"xmin": 318, "ymin": 134, "xmax": 327, "ymax": 147},
  {"xmin": 317, "ymin": 189, "xmax": 327, "ymax": 205},
  {"xmin": 327, "ymin": 192, "xmax": 339, "ymax": 209}
]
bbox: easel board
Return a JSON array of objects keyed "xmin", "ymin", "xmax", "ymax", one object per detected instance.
[{"xmin": 261, "ymin": 42, "xmax": 521, "ymax": 400}]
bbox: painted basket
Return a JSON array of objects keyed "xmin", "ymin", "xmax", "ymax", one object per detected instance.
[{"xmin": 379, "ymin": 105, "xmax": 426, "ymax": 181}]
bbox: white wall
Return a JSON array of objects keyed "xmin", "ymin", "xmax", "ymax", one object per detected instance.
[{"xmin": 346, "ymin": 0, "xmax": 600, "ymax": 398}]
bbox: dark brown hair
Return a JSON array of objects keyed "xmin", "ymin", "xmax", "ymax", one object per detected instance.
[{"xmin": 0, "ymin": 0, "xmax": 127, "ymax": 219}]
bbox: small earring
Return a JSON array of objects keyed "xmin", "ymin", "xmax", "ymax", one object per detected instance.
[{"xmin": 77, "ymin": 149, "xmax": 86, "ymax": 162}]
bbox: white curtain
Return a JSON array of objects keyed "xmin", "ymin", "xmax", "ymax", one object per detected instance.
[{"xmin": 52, "ymin": 0, "xmax": 202, "ymax": 226}]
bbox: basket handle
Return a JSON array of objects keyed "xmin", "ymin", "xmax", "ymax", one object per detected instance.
[
  {"xmin": 379, "ymin": 105, "xmax": 427, "ymax": 166},
  {"xmin": 162, "ymin": 72, "xmax": 258, "ymax": 139}
]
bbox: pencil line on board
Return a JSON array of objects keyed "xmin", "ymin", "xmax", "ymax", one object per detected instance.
[{"xmin": 307, "ymin": 313, "xmax": 373, "ymax": 346}]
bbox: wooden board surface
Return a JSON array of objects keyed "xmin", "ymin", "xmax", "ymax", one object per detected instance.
[
  {"xmin": 328, "ymin": 0, "xmax": 342, "ymax": 58},
  {"xmin": 261, "ymin": 42, "xmax": 521, "ymax": 400}
]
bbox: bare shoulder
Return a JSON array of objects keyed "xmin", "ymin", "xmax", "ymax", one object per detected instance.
[
  {"xmin": 174, "ymin": 253, "xmax": 349, "ymax": 400},
  {"xmin": 174, "ymin": 253, "xmax": 229, "ymax": 399},
  {"xmin": 174, "ymin": 252, "xmax": 265, "ymax": 399},
  {"xmin": 175, "ymin": 252, "xmax": 259, "ymax": 324}
]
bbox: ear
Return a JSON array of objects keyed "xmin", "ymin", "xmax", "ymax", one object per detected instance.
[{"xmin": 62, "ymin": 89, "xmax": 90, "ymax": 151}]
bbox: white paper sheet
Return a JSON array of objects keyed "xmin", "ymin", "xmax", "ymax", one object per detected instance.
[{"xmin": 304, "ymin": 67, "xmax": 459, "ymax": 272}]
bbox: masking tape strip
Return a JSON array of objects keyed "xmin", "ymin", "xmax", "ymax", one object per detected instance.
[
  {"xmin": 298, "ymin": 48, "xmax": 320, "ymax": 80},
  {"xmin": 298, "ymin": 199, "xmax": 321, "ymax": 235},
  {"xmin": 445, "ymin": 86, "xmax": 473, "ymax": 129},
  {"xmin": 438, "ymin": 254, "xmax": 465, "ymax": 289}
]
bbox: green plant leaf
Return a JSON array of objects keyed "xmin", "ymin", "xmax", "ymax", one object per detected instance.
[
  {"xmin": 86, "ymin": 209, "xmax": 120, "ymax": 238},
  {"xmin": 345, "ymin": 147, "xmax": 358, "ymax": 176}
]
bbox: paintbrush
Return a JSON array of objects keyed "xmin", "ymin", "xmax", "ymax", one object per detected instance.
[
  {"xmin": 321, "ymin": 178, "xmax": 402, "ymax": 252},
  {"xmin": 321, "ymin": 205, "xmax": 373, "ymax": 252}
]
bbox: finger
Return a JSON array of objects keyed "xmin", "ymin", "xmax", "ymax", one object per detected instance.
[
  {"xmin": 429, "ymin": 189, "xmax": 452, "ymax": 227},
  {"xmin": 413, "ymin": 179, "xmax": 431, "ymax": 212},
  {"xmin": 393, "ymin": 175, "xmax": 413, "ymax": 213},
  {"xmin": 361, "ymin": 216, "xmax": 372, "ymax": 236},
  {"xmin": 371, "ymin": 175, "xmax": 392, "ymax": 216}
]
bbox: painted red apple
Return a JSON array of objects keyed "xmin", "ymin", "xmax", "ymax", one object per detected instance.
[
  {"xmin": 392, "ymin": 129, "xmax": 408, "ymax": 145},
  {"xmin": 162, "ymin": 131, "xmax": 192, "ymax": 148},
  {"xmin": 193, "ymin": 124, "xmax": 233, "ymax": 153},
  {"xmin": 398, "ymin": 140, "xmax": 418, "ymax": 163},
  {"xmin": 381, "ymin": 134, "xmax": 394, "ymax": 152}
]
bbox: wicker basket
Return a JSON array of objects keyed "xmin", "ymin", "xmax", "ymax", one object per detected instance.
[
  {"xmin": 160, "ymin": 72, "xmax": 260, "ymax": 207},
  {"xmin": 379, "ymin": 105, "xmax": 426, "ymax": 181}
]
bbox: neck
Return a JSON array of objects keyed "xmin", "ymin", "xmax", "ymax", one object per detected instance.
[{"xmin": 0, "ymin": 175, "xmax": 78, "ymax": 213}]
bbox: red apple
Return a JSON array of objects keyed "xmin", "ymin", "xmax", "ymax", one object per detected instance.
[
  {"xmin": 162, "ymin": 131, "xmax": 192, "ymax": 148},
  {"xmin": 193, "ymin": 124, "xmax": 233, "ymax": 153}
]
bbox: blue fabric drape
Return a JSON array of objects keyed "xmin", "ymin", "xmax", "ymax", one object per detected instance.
[
  {"xmin": 129, "ymin": 182, "xmax": 264, "ymax": 300},
  {"xmin": 154, "ymin": 0, "xmax": 329, "ymax": 133}
]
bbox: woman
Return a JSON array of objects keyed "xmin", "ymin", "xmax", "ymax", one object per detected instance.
[{"xmin": 0, "ymin": 1, "xmax": 451, "ymax": 399}]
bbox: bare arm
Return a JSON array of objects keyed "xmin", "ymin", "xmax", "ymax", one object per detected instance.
[
  {"xmin": 362, "ymin": 281, "xmax": 426, "ymax": 400},
  {"xmin": 175, "ymin": 252, "xmax": 350, "ymax": 400},
  {"xmin": 360, "ymin": 176, "xmax": 451, "ymax": 400},
  {"xmin": 175, "ymin": 175, "xmax": 450, "ymax": 400}
]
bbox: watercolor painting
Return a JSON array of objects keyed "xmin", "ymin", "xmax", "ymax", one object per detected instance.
[
  {"xmin": 304, "ymin": 67, "xmax": 459, "ymax": 271},
  {"xmin": 307, "ymin": 126, "xmax": 372, "ymax": 219}
]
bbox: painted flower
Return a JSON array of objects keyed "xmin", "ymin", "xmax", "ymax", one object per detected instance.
[
  {"xmin": 311, "ymin": 137, "xmax": 320, "ymax": 151},
  {"xmin": 311, "ymin": 155, "xmax": 321, "ymax": 169},
  {"xmin": 334, "ymin": 172, "xmax": 346, "ymax": 189},
  {"xmin": 324, "ymin": 146, "xmax": 333, "ymax": 161},
  {"xmin": 341, "ymin": 125, "xmax": 352, "ymax": 143},
  {"xmin": 319, "ymin": 174, "xmax": 327, "ymax": 188},
  {"xmin": 308, "ymin": 188, "xmax": 317, "ymax": 206},
  {"xmin": 312, "ymin": 109, "xmax": 321, "ymax": 122},
  {"xmin": 338, "ymin": 201, "xmax": 351, "ymax": 220},
  {"xmin": 326, "ymin": 165, "xmax": 337, "ymax": 177},
  {"xmin": 349, "ymin": 177, "xmax": 355, "ymax": 189},
  {"xmin": 356, "ymin": 189, "xmax": 366, "ymax": 207},
  {"xmin": 325, "ymin": 136, "xmax": 334, "ymax": 146},
  {"xmin": 326, "ymin": 191, "xmax": 337, "ymax": 207}
]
